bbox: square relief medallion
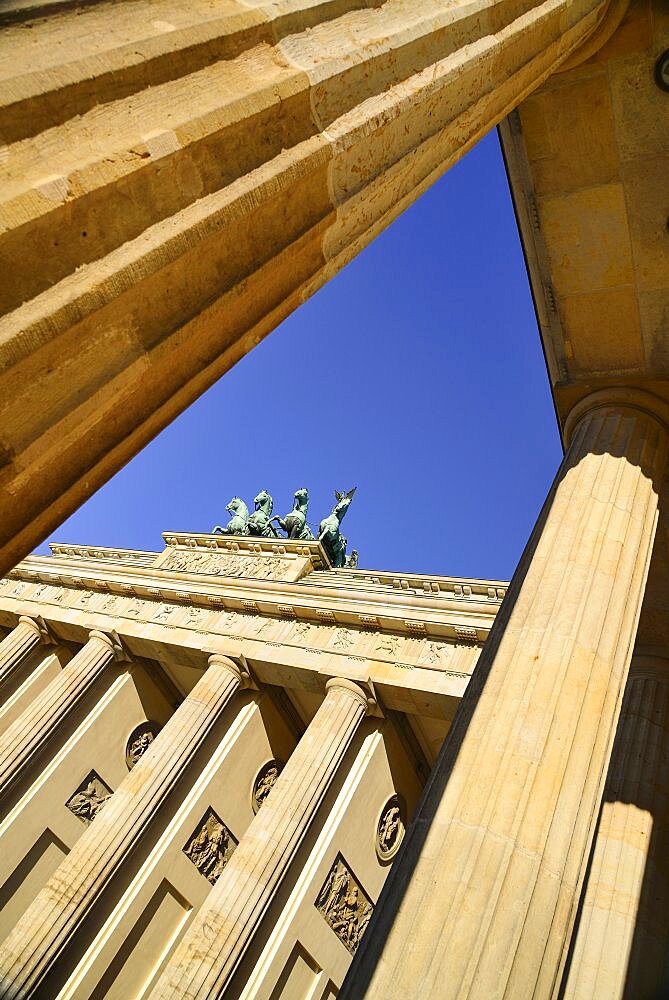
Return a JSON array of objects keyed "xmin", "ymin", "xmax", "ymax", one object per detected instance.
[
  {"xmin": 315, "ymin": 854, "xmax": 373, "ymax": 954},
  {"xmin": 183, "ymin": 807, "xmax": 237, "ymax": 885},
  {"xmin": 66, "ymin": 770, "xmax": 113, "ymax": 825}
]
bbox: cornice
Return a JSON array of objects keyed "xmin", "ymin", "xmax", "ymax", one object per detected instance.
[
  {"xmin": 160, "ymin": 532, "xmax": 331, "ymax": 568},
  {"xmin": 46, "ymin": 534, "xmax": 508, "ymax": 607}
]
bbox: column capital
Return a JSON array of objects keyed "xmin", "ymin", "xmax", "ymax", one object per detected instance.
[
  {"xmin": 207, "ymin": 653, "xmax": 253, "ymax": 689},
  {"xmin": 88, "ymin": 629, "xmax": 128, "ymax": 662},
  {"xmin": 558, "ymin": 0, "xmax": 630, "ymax": 72},
  {"xmin": 17, "ymin": 615, "xmax": 53, "ymax": 644},
  {"xmin": 325, "ymin": 676, "xmax": 375, "ymax": 713},
  {"xmin": 563, "ymin": 387, "xmax": 669, "ymax": 447},
  {"xmin": 628, "ymin": 653, "xmax": 669, "ymax": 684}
]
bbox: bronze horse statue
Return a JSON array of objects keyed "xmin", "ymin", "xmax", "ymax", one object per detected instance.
[
  {"xmin": 213, "ymin": 497, "xmax": 250, "ymax": 536},
  {"xmin": 274, "ymin": 487, "xmax": 314, "ymax": 540},
  {"xmin": 319, "ymin": 489, "xmax": 356, "ymax": 567},
  {"xmin": 247, "ymin": 490, "xmax": 278, "ymax": 538}
]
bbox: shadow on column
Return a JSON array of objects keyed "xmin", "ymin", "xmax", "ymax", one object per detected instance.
[{"xmin": 559, "ymin": 656, "xmax": 669, "ymax": 1000}]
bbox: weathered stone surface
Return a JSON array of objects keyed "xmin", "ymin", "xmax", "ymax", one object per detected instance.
[{"xmin": 501, "ymin": 0, "xmax": 669, "ymax": 397}]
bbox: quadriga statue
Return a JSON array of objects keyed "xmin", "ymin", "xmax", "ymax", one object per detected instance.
[
  {"xmin": 319, "ymin": 489, "xmax": 356, "ymax": 567},
  {"xmin": 212, "ymin": 497, "xmax": 250, "ymax": 536},
  {"xmin": 247, "ymin": 490, "xmax": 278, "ymax": 538},
  {"xmin": 274, "ymin": 488, "xmax": 314, "ymax": 541}
]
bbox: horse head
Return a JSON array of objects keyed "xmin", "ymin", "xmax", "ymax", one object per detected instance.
[
  {"xmin": 226, "ymin": 497, "xmax": 248, "ymax": 517},
  {"xmin": 332, "ymin": 487, "xmax": 356, "ymax": 522},
  {"xmin": 254, "ymin": 490, "xmax": 273, "ymax": 515},
  {"xmin": 293, "ymin": 487, "xmax": 309, "ymax": 511}
]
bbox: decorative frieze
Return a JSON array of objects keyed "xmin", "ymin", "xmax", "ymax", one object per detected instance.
[
  {"xmin": 0, "ymin": 568, "xmax": 489, "ymax": 679},
  {"xmin": 316, "ymin": 855, "xmax": 373, "ymax": 954},
  {"xmin": 160, "ymin": 549, "xmax": 292, "ymax": 582},
  {"xmin": 183, "ymin": 808, "xmax": 237, "ymax": 885},
  {"xmin": 374, "ymin": 635, "xmax": 402, "ymax": 658},
  {"xmin": 331, "ymin": 628, "xmax": 357, "ymax": 651},
  {"xmin": 419, "ymin": 641, "xmax": 453, "ymax": 666}
]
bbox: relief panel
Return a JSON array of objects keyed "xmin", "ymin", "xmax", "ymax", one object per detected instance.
[
  {"xmin": 160, "ymin": 550, "xmax": 292, "ymax": 581},
  {"xmin": 315, "ymin": 855, "xmax": 373, "ymax": 954},
  {"xmin": 252, "ymin": 759, "xmax": 283, "ymax": 813},
  {"xmin": 183, "ymin": 807, "xmax": 237, "ymax": 885},
  {"xmin": 66, "ymin": 771, "xmax": 112, "ymax": 825},
  {"xmin": 125, "ymin": 722, "xmax": 160, "ymax": 770}
]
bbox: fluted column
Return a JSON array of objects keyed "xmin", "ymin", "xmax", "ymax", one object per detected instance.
[
  {"xmin": 0, "ymin": 654, "xmax": 247, "ymax": 999},
  {"xmin": 151, "ymin": 676, "xmax": 371, "ymax": 998},
  {"xmin": 562, "ymin": 656, "xmax": 669, "ymax": 1000},
  {"xmin": 0, "ymin": 0, "xmax": 623, "ymax": 575},
  {"xmin": 0, "ymin": 617, "xmax": 49, "ymax": 693},
  {"xmin": 342, "ymin": 388, "xmax": 669, "ymax": 1000},
  {"xmin": 0, "ymin": 630, "xmax": 125, "ymax": 805}
]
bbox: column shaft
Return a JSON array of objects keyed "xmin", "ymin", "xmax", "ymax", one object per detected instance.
[
  {"xmin": 151, "ymin": 676, "xmax": 370, "ymax": 999},
  {"xmin": 562, "ymin": 659, "xmax": 669, "ymax": 1000},
  {"xmin": 342, "ymin": 396, "xmax": 668, "ymax": 1000},
  {"xmin": 0, "ymin": 654, "xmax": 245, "ymax": 999},
  {"xmin": 0, "ymin": 631, "xmax": 121, "ymax": 805},
  {"xmin": 0, "ymin": 618, "xmax": 46, "ymax": 693}
]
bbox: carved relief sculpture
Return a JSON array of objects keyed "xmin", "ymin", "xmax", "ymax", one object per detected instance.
[
  {"xmin": 316, "ymin": 855, "xmax": 373, "ymax": 954},
  {"xmin": 66, "ymin": 771, "xmax": 113, "ymax": 825},
  {"xmin": 252, "ymin": 759, "xmax": 284, "ymax": 813},
  {"xmin": 183, "ymin": 808, "xmax": 237, "ymax": 885},
  {"xmin": 376, "ymin": 794, "xmax": 405, "ymax": 861},
  {"xmin": 421, "ymin": 640, "xmax": 453, "ymax": 666},
  {"xmin": 161, "ymin": 549, "xmax": 291, "ymax": 581},
  {"xmin": 331, "ymin": 627, "xmax": 356, "ymax": 651},
  {"xmin": 375, "ymin": 634, "xmax": 402, "ymax": 657},
  {"xmin": 125, "ymin": 722, "xmax": 160, "ymax": 769}
]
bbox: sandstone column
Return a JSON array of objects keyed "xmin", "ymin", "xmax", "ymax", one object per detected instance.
[
  {"xmin": 0, "ymin": 0, "xmax": 621, "ymax": 574},
  {"xmin": 0, "ymin": 617, "xmax": 49, "ymax": 692},
  {"xmin": 151, "ymin": 676, "xmax": 372, "ymax": 998},
  {"xmin": 0, "ymin": 630, "xmax": 125, "ymax": 805},
  {"xmin": 0, "ymin": 654, "xmax": 247, "ymax": 999},
  {"xmin": 562, "ymin": 655, "xmax": 669, "ymax": 1000},
  {"xmin": 341, "ymin": 388, "xmax": 669, "ymax": 1000}
]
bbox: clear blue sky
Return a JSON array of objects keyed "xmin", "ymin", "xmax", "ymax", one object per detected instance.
[{"xmin": 35, "ymin": 129, "xmax": 562, "ymax": 583}]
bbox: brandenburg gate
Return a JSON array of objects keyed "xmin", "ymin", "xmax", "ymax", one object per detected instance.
[{"xmin": 0, "ymin": 1, "xmax": 667, "ymax": 997}]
